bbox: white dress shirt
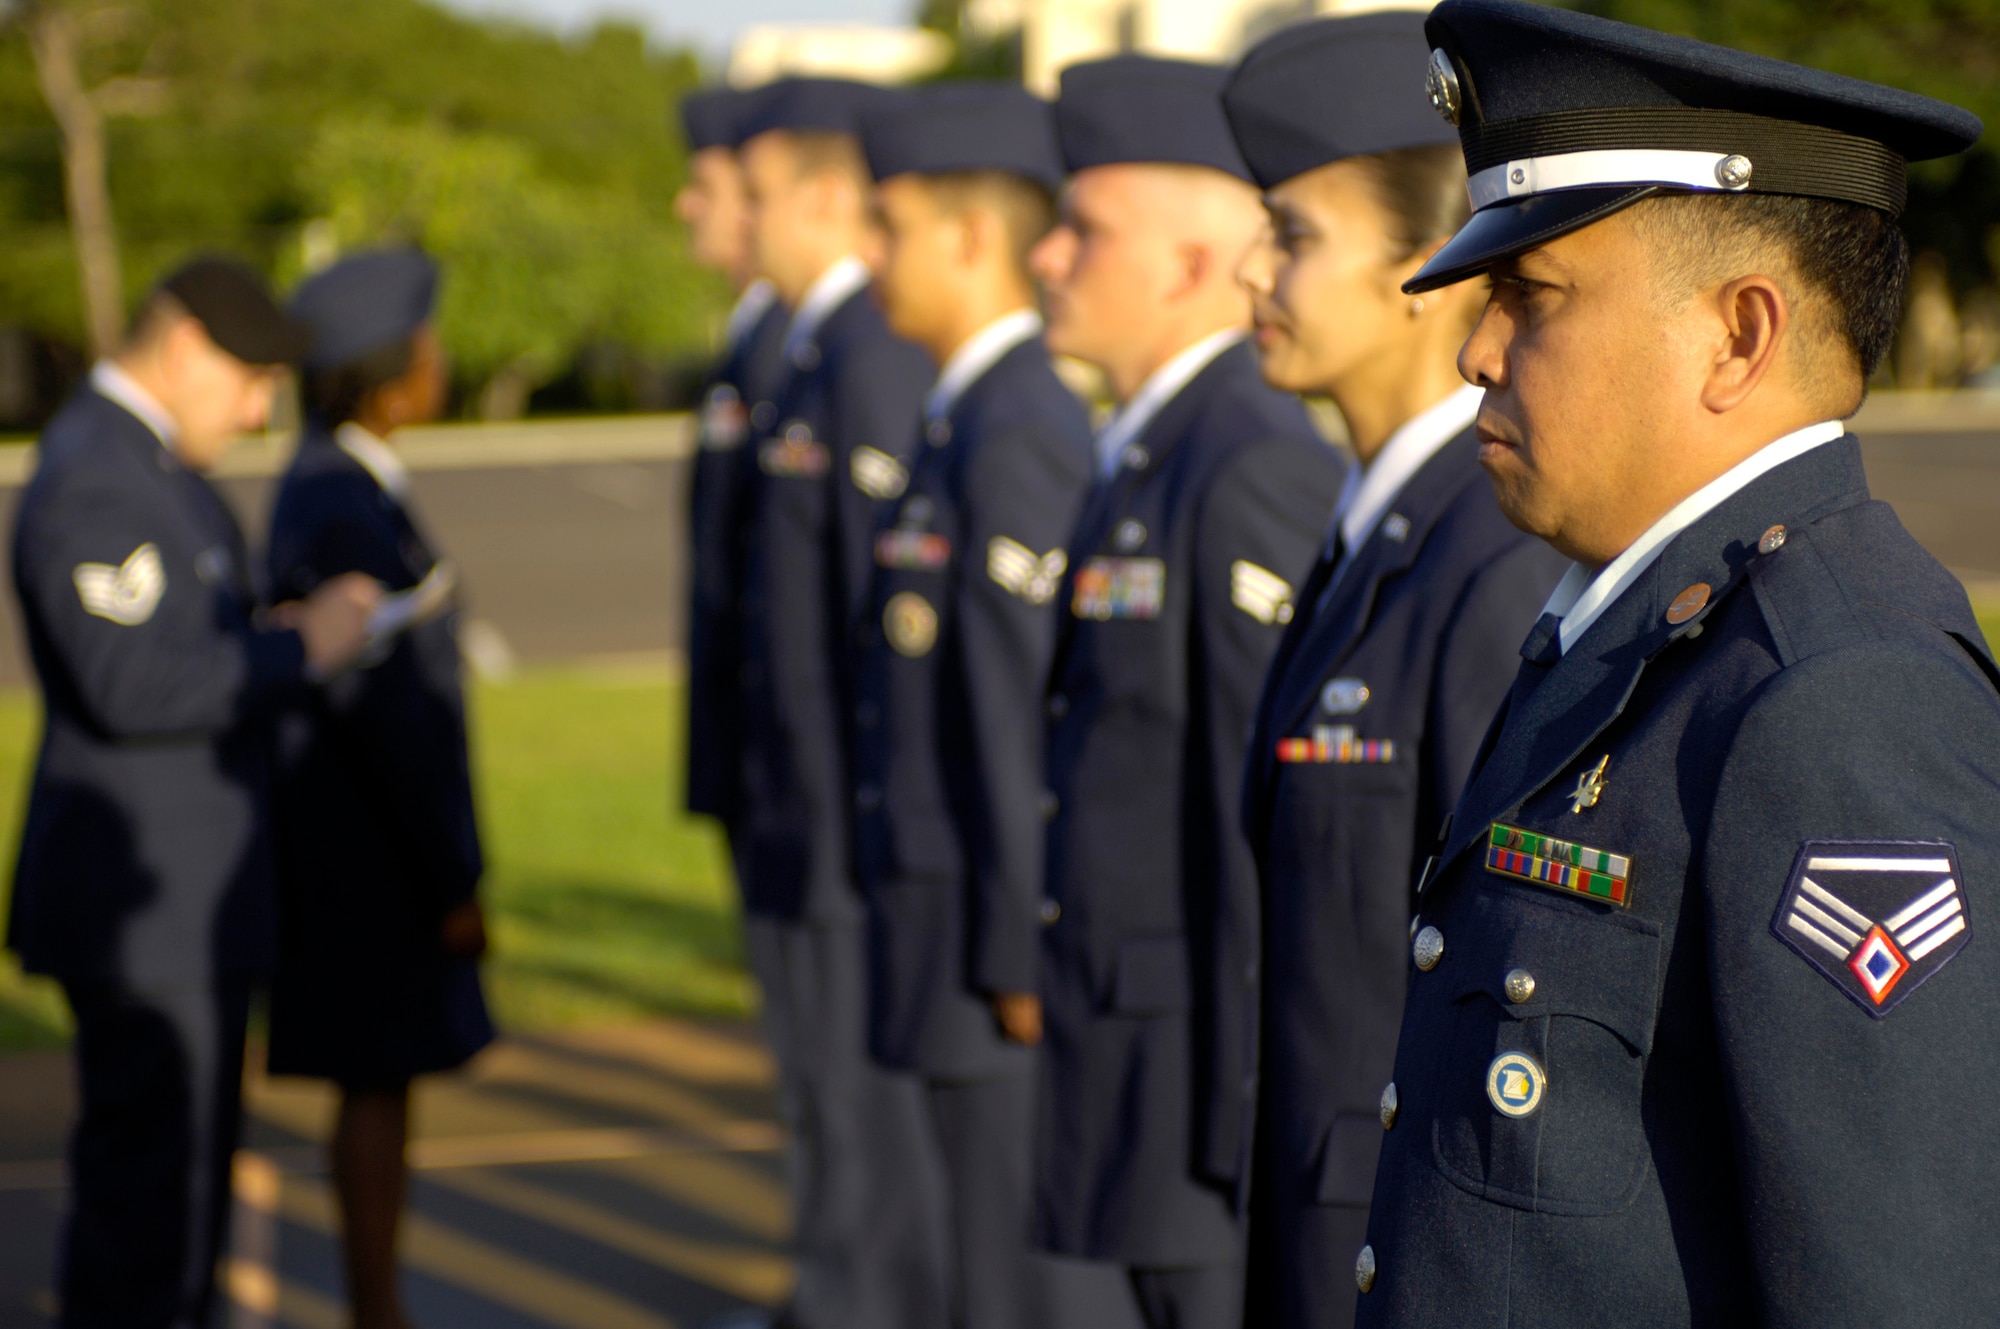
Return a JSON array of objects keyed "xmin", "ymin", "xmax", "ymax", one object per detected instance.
[
  {"xmin": 1093, "ymin": 328, "xmax": 1246, "ymax": 479},
  {"xmin": 925, "ymin": 309, "xmax": 1044, "ymax": 422},
  {"xmin": 1544, "ymin": 418, "xmax": 1846, "ymax": 655},
  {"xmin": 781, "ymin": 256, "xmax": 873, "ymax": 368},
  {"xmin": 90, "ymin": 361, "xmax": 177, "ymax": 448},
  {"xmin": 1326, "ymin": 383, "xmax": 1483, "ymax": 582},
  {"xmin": 336, "ymin": 421, "xmax": 411, "ymax": 499}
]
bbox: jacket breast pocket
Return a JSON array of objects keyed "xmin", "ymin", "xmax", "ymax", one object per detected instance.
[
  {"xmin": 1428, "ymin": 886, "xmax": 1661, "ymax": 1215},
  {"xmin": 1107, "ymin": 933, "xmax": 1190, "ymax": 1015}
]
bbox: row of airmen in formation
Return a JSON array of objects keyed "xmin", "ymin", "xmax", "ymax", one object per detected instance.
[
  {"xmin": 8, "ymin": 1, "xmax": 2000, "ymax": 1326},
  {"xmin": 676, "ymin": 3, "xmax": 2000, "ymax": 1329}
]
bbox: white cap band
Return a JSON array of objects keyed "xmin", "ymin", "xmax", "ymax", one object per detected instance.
[{"xmin": 1467, "ymin": 148, "xmax": 1749, "ymax": 211}]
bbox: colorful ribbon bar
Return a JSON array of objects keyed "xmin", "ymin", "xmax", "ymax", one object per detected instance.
[
  {"xmin": 1486, "ymin": 822, "xmax": 1632, "ymax": 906},
  {"xmin": 1275, "ymin": 725, "xmax": 1395, "ymax": 765}
]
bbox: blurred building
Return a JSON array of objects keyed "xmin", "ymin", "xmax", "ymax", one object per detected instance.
[
  {"xmin": 1005, "ymin": 0, "xmax": 1433, "ymax": 93},
  {"xmin": 728, "ymin": 24, "xmax": 954, "ymax": 85}
]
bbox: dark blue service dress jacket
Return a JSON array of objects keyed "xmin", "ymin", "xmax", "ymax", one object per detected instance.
[
  {"xmin": 1358, "ymin": 435, "xmax": 2000, "ymax": 1327},
  {"xmin": 737, "ymin": 286, "xmax": 933, "ymax": 922},
  {"xmin": 8, "ymin": 387, "xmax": 305, "ymax": 989},
  {"xmin": 686, "ymin": 291, "xmax": 791, "ymax": 827},
  {"xmin": 1240, "ymin": 427, "xmax": 1567, "ymax": 1329},
  {"xmin": 262, "ymin": 426, "xmax": 491, "ymax": 1085},
  {"xmin": 1036, "ymin": 340, "xmax": 1343, "ymax": 1265},
  {"xmin": 852, "ymin": 336, "xmax": 1093, "ymax": 1079}
]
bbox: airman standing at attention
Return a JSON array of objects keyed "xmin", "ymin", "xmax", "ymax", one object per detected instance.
[
  {"xmin": 676, "ymin": 83, "xmax": 792, "ymax": 835},
  {"xmin": 1018, "ymin": 56, "xmax": 1344, "ymax": 1329},
  {"xmin": 732, "ymin": 77, "xmax": 949, "ymax": 1329},
  {"xmin": 7, "ymin": 257, "xmax": 379, "ymax": 1329},
  {"xmin": 852, "ymin": 81, "xmax": 1124, "ymax": 1329},
  {"xmin": 1355, "ymin": 3, "xmax": 2000, "ymax": 1324},
  {"xmin": 1217, "ymin": 15, "xmax": 1568, "ymax": 1329}
]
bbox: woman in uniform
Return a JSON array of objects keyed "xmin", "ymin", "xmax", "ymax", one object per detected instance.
[
  {"xmin": 269, "ymin": 249, "xmax": 491, "ymax": 1329},
  {"xmin": 1220, "ymin": 15, "xmax": 1570, "ymax": 1329}
]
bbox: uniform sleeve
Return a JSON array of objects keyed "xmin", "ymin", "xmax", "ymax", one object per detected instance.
[
  {"xmin": 1702, "ymin": 640, "xmax": 2000, "ymax": 1324},
  {"xmin": 18, "ymin": 476, "xmax": 304, "ymax": 739},
  {"xmin": 284, "ymin": 498, "xmax": 483, "ymax": 908},
  {"xmin": 828, "ymin": 337, "xmax": 931, "ymax": 633},
  {"xmin": 1423, "ymin": 535, "xmax": 1567, "ymax": 868},
  {"xmin": 958, "ymin": 424, "xmax": 1088, "ymax": 994},
  {"xmin": 1191, "ymin": 436, "xmax": 1343, "ymax": 1181}
]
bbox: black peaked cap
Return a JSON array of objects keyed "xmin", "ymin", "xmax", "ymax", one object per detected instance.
[
  {"xmin": 1054, "ymin": 55, "xmax": 1252, "ymax": 181},
  {"xmin": 1407, "ymin": 0, "xmax": 1984, "ymax": 292},
  {"xmin": 861, "ymin": 82, "xmax": 1064, "ymax": 191},
  {"xmin": 160, "ymin": 256, "xmax": 312, "ymax": 366},
  {"xmin": 739, "ymin": 77, "xmax": 912, "ymax": 140},
  {"xmin": 289, "ymin": 249, "xmax": 440, "ymax": 373},
  {"xmin": 1223, "ymin": 11, "xmax": 1457, "ymax": 189},
  {"xmin": 680, "ymin": 85, "xmax": 768, "ymax": 152}
]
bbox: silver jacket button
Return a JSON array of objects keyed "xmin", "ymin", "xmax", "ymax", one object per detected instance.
[
  {"xmin": 1412, "ymin": 926, "xmax": 1444, "ymax": 972},
  {"xmin": 1356, "ymin": 1244, "xmax": 1377, "ymax": 1293},
  {"xmin": 1379, "ymin": 1082, "xmax": 1398, "ymax": 1129},
  {"xmin": 1504, "ymin": 968, "xmax": 1537, "ymax": 1003}
]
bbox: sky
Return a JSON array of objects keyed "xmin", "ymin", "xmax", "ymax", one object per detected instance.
[{"xmin": 438, "ymin": 0, "xmax": 909, "ymax": 61}]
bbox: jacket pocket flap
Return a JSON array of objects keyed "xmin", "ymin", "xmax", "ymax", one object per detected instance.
[
  {"xmin": 1450, "ymin": 886, "xmax": 1662, "ymax": 1055},
  {"xmin": 1111, "ymin": 933, "xmax": 1191, "ymax": 1014}
]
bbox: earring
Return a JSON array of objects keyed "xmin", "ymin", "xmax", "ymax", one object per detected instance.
[{"xmin": 1409, "ymin": 296, "xmax": 1425, "ymax": 316}]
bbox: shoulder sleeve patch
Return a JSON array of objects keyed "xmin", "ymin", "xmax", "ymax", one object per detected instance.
[
  {"xmin": 988, "ymin": 536, "xmax": 1066, "ymax": 605},
  {"xmin": 850, "ymin": 445, "xmax": 909, "ymax": 500},
  {"xmin": 1230, "ymin": 559, "xmax": 1294, "ymax": 625},
  {"xmin": 74, "ymin": 544, "xmax": 166, "ymax": 626},
  {"xmin": 1771, "ymin": 839, "xmax": 1970, "ymax": 1017}
]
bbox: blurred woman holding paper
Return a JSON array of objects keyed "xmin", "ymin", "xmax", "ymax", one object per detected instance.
[{"xmin": 268, "ymin": 248, "xmax": 491, "ymax": 1329}]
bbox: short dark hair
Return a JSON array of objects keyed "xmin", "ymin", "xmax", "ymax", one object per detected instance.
[
  {"xmin": 302, "ymin": 336, "xmax": 416, "ymax": 427},
  {"xmin": 921, "ymin": 170, "xmax": 1057, "ymax": 272},
  {"xmin": 1349, "ymin": 142, "xmax": 1471, "ymax": 265},
  {"xmin": 1633, "ymin": 192, "xmax": 1909, "ymax": 389}
]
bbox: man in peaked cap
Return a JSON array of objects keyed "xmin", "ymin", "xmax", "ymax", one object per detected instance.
[
  {"xmin": 676, "ymin": 85, "xmax": 793, "ymax": 841},
  {"xmin": 732, "ymin": 77, "xmax": 950, "ymax": 1329},
  {"xmin": 1019, "ymin": 55, "xmax": 1344, "ymax": 1329},
  {"xmin": 1218, "ymin": 14, "xmax": 1568, "ymax": 1329},
  {"xmin": 854, "ymin": 81, "xmax": 1138, "ymax": 1329},
  {"xmin": 1354, "ymin": 2, "xmax": 2000, "ymax": 1325},
  {"xmin": 8, "ymin": 257, "xmax": 380, "ymax": 1327}
]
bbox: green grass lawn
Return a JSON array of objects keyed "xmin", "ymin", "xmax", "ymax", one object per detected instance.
[{"xmin": 0, "ymin": 664, "xmax": 749, "ymax": 1049}]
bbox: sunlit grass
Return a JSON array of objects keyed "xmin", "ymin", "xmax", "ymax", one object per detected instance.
[{"xmin": 0, "ymin": 666, "xmax": 748, "ymax": 1049}]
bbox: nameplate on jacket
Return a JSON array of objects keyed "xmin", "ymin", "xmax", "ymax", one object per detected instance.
[
  {"xmin": 1486, "ymin": 822, "xmax": 1632, "ymax": 907},
  {"xmin": 1275, "ymin": 725, "xmax": 1394, "ymax": 765},
  {"xmin": 1072, "ymin": 556, "xmax": 1164, "ymax": 620},
  {"xmin": 759, "ymin": 426, "xmax": 828, "ymax": 478},
  {"xmin": 875, "ymin": 530, "xmax": 950, "ymax": 571}
]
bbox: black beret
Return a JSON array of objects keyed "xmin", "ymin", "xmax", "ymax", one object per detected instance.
[
  {"xmin": 860, "ymin": 82, "xmax": 1064, "ymax": 192},
  {"xmin": 1054, "ymin": 55, "xmax": 1252, "ymax": 182},
  {"xmin": 159, "ymin": 256, "xmax": 312, "ymax": 367},
  {"xmin": 679, "ymin": 86, "xmax": 765, "ymax": 152},
  {"xmin": 739, "ymin": 77, "xmax": 912, "ymax": 140},
  {"xmin": 1222, "ymin": 11, "xmax": 1457, "ymax": 189},
  {"xmin": 288, "ymin": 249, "xmax": 439, "ymax": 373},
  {"xmin": 1407, "ymin": 0, "xmax": 1985, "ymax": 292}
]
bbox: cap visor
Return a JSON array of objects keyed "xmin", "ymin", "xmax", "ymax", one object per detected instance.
[{"xmin": 1404, "ymin": 186, "xmax": 1659, "ymax": 294}]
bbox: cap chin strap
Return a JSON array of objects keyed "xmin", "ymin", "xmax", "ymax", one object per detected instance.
[{"xmin": 1468, "ymin": 148, "xmax": 1742, "ymax": 211}]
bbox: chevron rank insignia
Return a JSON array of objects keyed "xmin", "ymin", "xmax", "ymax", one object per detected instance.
[
  {"xmin": 987, "ymin": 537, "xmax": 1065, "ymax": 604},
  {"xmin": 850, "ymin": 445, "xmax": 909, "ymax": 500},
  {"xmin": 1276, "ymin": 725, "xmax": 1393, "ymax": 765},
  {"xmin": 1072, "ymin": 557, "xmax": 1163, "ymax": 620},
  {"xmin": 1772, "ymin": 840, "xmax": 1969, "ymax": 1018},
  {"xmin": 876, "ymin": 530, "xmax": 950, "ymax": 571},
  {"xmin": 758, "ymin": 424, "xmax": 828, "ymax": 478},
  {"xmin": 1230, "ymin": 560, "xmax": 1295, "ymax": 625},
  {"xmin": 1487, "ymin": 823, "xmax": 1631, "ymax": 906},
  {"xmin": 74, "ymin": 543, "xmax": 166, "ymax": 626}
]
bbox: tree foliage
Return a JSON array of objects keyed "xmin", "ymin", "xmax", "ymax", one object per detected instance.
[{"xmin": 0, "ymin": 0, "xmax": 730, "ymax": 412}]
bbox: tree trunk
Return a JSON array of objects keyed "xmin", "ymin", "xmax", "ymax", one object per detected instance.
[{"xmin": 26, "ymin": 3, "xmax": 125, "ymax": 358}]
